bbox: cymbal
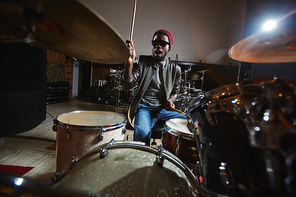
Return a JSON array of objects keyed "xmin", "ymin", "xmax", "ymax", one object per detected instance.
[
  {"xmin": 228, "ymin": 10, "xmax": 296, "ymax": 63},
  {"xmin": 0, "ymin": 0, "xmax": 129, "ymax": 64}
]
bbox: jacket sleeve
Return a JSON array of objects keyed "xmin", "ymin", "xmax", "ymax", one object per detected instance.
[{"xmin": 122, "ymin": 57, "xmax": 140, "ymax": 91}]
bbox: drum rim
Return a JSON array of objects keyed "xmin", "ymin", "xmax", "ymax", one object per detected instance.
[
  {"xmin": 164, "ymin": 123, "xmax": 195, "ymax": 139},
  {"xmin": 54, "ymin": 141, "xmax": 199, "ymax": 189},
  {"xmin": 55, "ymin": 110, "xmax": 127, "ymax": 130}
]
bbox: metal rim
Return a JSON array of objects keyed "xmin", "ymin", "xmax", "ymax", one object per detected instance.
[{"xmin": 55, "ymin": 110, "xmax": 127, "ymax": 130}]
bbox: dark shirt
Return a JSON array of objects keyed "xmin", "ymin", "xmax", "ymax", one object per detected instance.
[{"xmin": 141, "ymin": 61, "xmax": 166, "ymax": 107}]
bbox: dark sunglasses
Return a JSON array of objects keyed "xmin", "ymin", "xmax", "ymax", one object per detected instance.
[{"xmin": 151, "ymin": 40, "xmax": 169, "ymax": 47}]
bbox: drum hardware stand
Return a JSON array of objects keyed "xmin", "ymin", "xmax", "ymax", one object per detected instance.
[
  {"xmin": 100, "ymin": 138, "xmax": 115, "ymax": 159},
  {"xmin": 236, "ymin": 61, "xmax": 242, "ymax": 82},
  {"xmin": 111, "ymin": 69, "xmax": 123, "ymax": 113},
  {"xmin": 181, "ymin": 64, "xmax": 192, "ymax": 93},
  {"xmin": 200, "ymin": 72, "xmax": 205, "ymax": 90}
]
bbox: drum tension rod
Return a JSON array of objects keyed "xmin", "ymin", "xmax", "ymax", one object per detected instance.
[{"xmin": 100, "ymin": 138, "xmax": 115, "ymax": 159}]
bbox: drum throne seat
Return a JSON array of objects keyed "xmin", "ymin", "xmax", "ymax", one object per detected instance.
[{"xmin": 151, "ymin": 119, "xmax": 165, "ymax": 145}]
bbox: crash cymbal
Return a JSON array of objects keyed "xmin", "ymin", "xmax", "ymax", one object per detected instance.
[
  {"xmin": 0, "ymin": 0, "xmax": 129, "ymax": 64},
  {"xmin": 228, "ymin": 10, "xmax": 296, "ymax": 63}
]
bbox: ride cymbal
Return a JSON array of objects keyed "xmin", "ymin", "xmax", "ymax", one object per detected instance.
[
  {"xmin": 0, "ymin": 0, "xmax": 129, "ymax": 64},
  {"xmin": 228, "ymin": 10, "xmax": 296, "ymax": 63}
]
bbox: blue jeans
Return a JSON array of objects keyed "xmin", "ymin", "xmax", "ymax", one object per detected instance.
[{"xmin": 134, "ymin": 104, "xmax": 186, "ymax": 145}]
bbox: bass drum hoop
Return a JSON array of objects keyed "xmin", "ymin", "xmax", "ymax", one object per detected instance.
[{"xmin": 55, "ymin": 141, "xmax": 199, "ymax": 190}]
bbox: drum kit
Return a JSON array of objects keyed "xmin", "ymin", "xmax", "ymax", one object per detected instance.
[
  {"xmin": 177, "ymin": 66, "xmax": 205, "ymax": 113},
  {"xmin": 1, "ymin": 0, "xmax": 296, "ymax": 196}
]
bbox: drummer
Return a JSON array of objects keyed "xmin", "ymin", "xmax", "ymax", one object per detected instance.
[{"xmin": 122, "ymin": 29, "xmax": 186, "ymax": 146}]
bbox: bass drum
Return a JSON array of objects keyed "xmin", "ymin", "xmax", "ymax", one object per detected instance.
[
  {"xmin": 188, "ymin": 77, "xmax": 296, "ymax": 196},
  {"xmin": 54, "ymin": 141, "xmax": 200, "ymax": 196}
]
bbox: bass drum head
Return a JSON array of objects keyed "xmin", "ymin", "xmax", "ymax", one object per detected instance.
[
  {"xmin": 55, "ymin": 141, "xmax": 199, "ymax": 196},
  {"xmin": 56, "ymin": 110, "xmax": 126, "ymax": 127}
]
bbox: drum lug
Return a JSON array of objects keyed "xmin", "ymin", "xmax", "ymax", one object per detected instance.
[
  {"xmin": 157, "ymin": 155, "xmax": 164, "ymax": 167},
  {"xmin": 100, "ymin": 138, "xmax": 115, "ymax": 159},
  {"xmin": 52, "ymin": 118, "xmax": 61, "ymax": 131},
  {"xmin": 65, "ymin": 125, "xmax": 71, "ymax": 140},
  {"xmin": 122, "ymin": 127, "xmax": 126, "ymax": 134},
  {"xmin": 97, "ymin": 128, "xmax": 103, "ymax": 142},
  {"xmin": 157, "ymin": 145, "xmax": 165, "ymax": 167},
  {"xmin": 100, "ymin": 147, "xmax": 108, "ymax": 159},
  {"xmin": 219, "ymin": 162, "xmax": 235, "ymax": 188},
  {"xmin": 66, "ymin": 132, "xmax": 71, "ymax": 140}
]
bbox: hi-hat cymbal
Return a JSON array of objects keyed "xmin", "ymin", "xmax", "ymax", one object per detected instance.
[
  {"xmin": 0, "ymin": 0, "xmax": 129, "ymax": 64},
  {"xmin": 228, "ymin": 10, "xmax": 296, "ymax": 63}
]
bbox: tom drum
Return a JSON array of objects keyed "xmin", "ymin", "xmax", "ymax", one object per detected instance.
[{"xmin": 53, "ymin": 110, "xmax": 126, "ymax": 173}]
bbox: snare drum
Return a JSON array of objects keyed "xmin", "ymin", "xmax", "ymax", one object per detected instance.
[
  {"xmin": 163, "ymin": 118, "xmax": 199, "ymax": 166},
  {"xmin": 53, "ymin": 141, "xmax": 200, "ymax": 196},
  {"xmin": 53, "ymin": 110, "xmax": 126, "ymax": 173}
]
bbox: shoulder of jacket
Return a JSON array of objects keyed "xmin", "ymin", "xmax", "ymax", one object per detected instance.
[
  {"xmin": 168, "ymin": 60, "xmax": 181, "ymax": 71},
  {"xmin": 138, "ymin": 55, "xmax": 154, "ymax": 68}
]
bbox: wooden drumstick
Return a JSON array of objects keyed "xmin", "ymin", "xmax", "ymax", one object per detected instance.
[
  {"xmin": 129, "ymin": 0, "xmax": 137, "ymax": 40},
  {"xmin": 167, "ymin": 105, "xmax": 186, "ymax": 116}
]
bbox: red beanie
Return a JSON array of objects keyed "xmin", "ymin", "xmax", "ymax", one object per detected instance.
[{"xmin": 152, "ymin": 29, "xmax": 173, "ymax": 50}]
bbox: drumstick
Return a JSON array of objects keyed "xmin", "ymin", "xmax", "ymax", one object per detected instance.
[
  {"xmin": 168, "ymin": 106, "xmax": 186, "ymax": 116},
  {"xmin": 129, "ymin": 0, "xmax": 137, "ymax": 40}
]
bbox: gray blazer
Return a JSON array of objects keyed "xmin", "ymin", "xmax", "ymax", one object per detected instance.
[{"xmin": 123, "ymin": 55, "xmax": 182, "ymax": 119}]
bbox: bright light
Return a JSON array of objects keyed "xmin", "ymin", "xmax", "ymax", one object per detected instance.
[
  {"xmin": 263, "ymin": 20, "xmax": 276, "ymax": 31},
  {"xmin": 14, "ymin": 177, "xmax": 24, "ymax": 186}
]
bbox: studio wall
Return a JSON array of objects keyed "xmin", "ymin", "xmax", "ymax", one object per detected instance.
[{"xmin": 81, "ymin": 0, "xmax": 248, "ymax": 66}]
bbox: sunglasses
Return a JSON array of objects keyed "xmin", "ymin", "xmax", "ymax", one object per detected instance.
[{"xmin": 151, "ymin": 40, "xmax": 169, "ymax": 47}]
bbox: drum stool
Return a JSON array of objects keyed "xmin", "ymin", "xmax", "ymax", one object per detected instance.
[{"xmin": 151, "ymin": 119, "xmax": 165, "ymax": 145}]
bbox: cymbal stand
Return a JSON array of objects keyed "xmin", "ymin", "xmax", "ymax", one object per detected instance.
[
  {"xmin": 181, "ymin": 64, "xmax": 192, "ymax": 93},
  {"xmin": 200, "ymin": 72, "xmax": 205, "ymax": 90},
  {"xmin": 111, "ymin": 69, "xmax": 123, "ymax": 113},
  {"xmin": 179, "ymin": 64, "xmax": 192, "ymax": 112}
]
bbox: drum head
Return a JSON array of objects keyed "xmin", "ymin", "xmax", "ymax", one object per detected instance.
[
  {"xmin": 57, "ymin": 110, "xmax": 126, "ymax": 126},
  {"xmin": 166, "ymin": 118, "xmax": 193, "ymax": 137},
  {"xmin": 55, "ymin": 141, "xmax": 199, "ymax": 196}
]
